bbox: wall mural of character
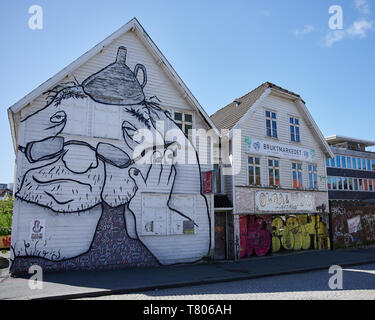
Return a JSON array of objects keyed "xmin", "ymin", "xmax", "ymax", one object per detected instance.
[{"xmin": 10, "ymin": 46, "xmax": 211, "ymax": 273}]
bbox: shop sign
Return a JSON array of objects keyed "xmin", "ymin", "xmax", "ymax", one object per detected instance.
[
  {"xmin": 202, "ymin": 171, "xmax": 213, "ymax": 194},
  {"xmin": 255, "ymin": 191, "xmax": 315, "ymax": 212},
  {"xmin": 245, "ymin": 136, "xmax": 315, "ymax": 162}
]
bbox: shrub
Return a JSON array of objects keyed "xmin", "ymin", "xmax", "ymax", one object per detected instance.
[{"xmin": 0, "ymin": 196, "xmax": 13, "ymax": 236}]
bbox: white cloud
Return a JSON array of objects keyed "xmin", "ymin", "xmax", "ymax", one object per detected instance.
[
  {"xmin": 347, "ymin": 18, "xmax": 374, "ymax": 37},
  {"xmin": 293, "ymin": 24, "xmax": 315, "ymax": 36},
  {"xmin": 324, "ymin": 30, "xmax": 346, "ymax": 47},
  {"xmin": 355, "ymin": 0, "xmax": 370, "ymax": 14},
  {"xmin": 323, "ymin": 18, "xmax": 374, "ymax": 46}
]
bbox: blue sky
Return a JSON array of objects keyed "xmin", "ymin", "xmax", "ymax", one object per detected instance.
[{"xmin": 1, "ymin": 0, "xmax": 374, "ymax": 182}]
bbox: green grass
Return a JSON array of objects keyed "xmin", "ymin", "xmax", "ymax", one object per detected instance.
[{"xmin": 0, "ymin": 197, "xmax": 13, "ymax": 236}]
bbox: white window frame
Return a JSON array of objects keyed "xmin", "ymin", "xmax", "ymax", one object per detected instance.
[
  {"xmin": 308, "ymin": 163, "xmax": 318, "ymax": 190},
  {"xmin": 173, "ymin": 110, "xmax": 194, "ymax": 137},
  {"xmin": 268, "ymin": 158, "xmax": 280, "ymax": 187},
  {"xmin": 247, "ymin": 155, "xmax": 261, "ymax": 186},
  {"xmin": 291, "ymin": 161, "xmax": 303, "ymax": 189},
  {"xmin": 289, "ymin": 115, "xmax": 301, "ymax": 143},
  {"xmin": 265, "ymin": 109, "xmax": 278, "ymax": 139}
]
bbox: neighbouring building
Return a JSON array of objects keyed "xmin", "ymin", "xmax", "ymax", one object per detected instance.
[
  {"xmin": 326, "ymin": 135, "xmax": 375, "ymax": 249},
  {"xmin": 211, "ymin": 82, "xmax": 334, "ymax": 260},
  {"xmin": 7, "ymin": 18, "xmax": 219, "ymax": 274}
]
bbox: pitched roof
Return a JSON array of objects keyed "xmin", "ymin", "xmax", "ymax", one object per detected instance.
[
  {"xmin": 210, "ymin": 82, "xmax": 303, "ymax": 131},
  {"xmin": 8, "ymin": 18, "xmax": 220, "ymax": 151}
]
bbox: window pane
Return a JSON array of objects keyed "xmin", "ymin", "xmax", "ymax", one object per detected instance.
[
  {"xmin": 354, "ymin": 179, "xmax": 358, "ymax": 191},
  {"xmin": 269, "ymin": 159, "xmax": 273, "ymax": 166},
  {"xmin": 332, "ymin": 177, "xmax": 337, "ymax": 189},
  {"xmin": 357, "ymin": 158, "xmax": 362, "ymax": 169},
  {"xmin": 343, "ymin": 178, "xmax": 348, "ymax": 190},
  {"xmin": 367, "ymin": 159, "xmax": 371, "ymax": 171},
  {"xmin": 249, "ymin": 166, "xmax": 254, "ymax": 185},
  {"xmin": 184, "ymin": 114, "xmax": 192, "ymax": 123},
  {"xmin": 364, "ymin": 179, "xmax": 369, "ymax": 191},
  {"xmin": 372, "ymin": 160, "xmax": 375, "ymax": 171},
  {"xmin": 248, "ymin": 156, "xmax": 253, "ymax": 164},
  {"xmin": 347, "ymin": 157, "xmax": 351, "ymax": 169},
  {"xmin": 349, "ymin": 178, "xmax": 353, "ymax": 190},
  {"xmin": 352, "ymin": 158, "xmax": 357, "ymax": 169},
  {"xmin": 362, "ymin": 159, "xmax": 366, "ymax": 170},
  {"xmin": 338, "ymin": 177, "xmax": 342, "ymax": 190},
  {"xmin": 290, "ymin": 117, "xmax": 294, "ymax": 124},
  {"xmin": 327, "ymin": 177, "xmax": 331, "ymax": 189},
  {"xmin": 290, "ymin": 126, "xmax": 295, "ymax": 141},
  {"xmin": 255, "ymin": 167, "xmax": 261, "ymax": 185},
  {"xmin": 336, "ymin": 156, "xmax": 341, "ymax": 168},
  {"xmin": 184, "ymin": 124, "xmax": 192, "ymax": 135},
  {"xmin": 342, "ymin": 156, "xmax": 346, "ymax": 168},
  {"xmin": 255, "ymin": 157, "xmax": 260, "ymax": 165},
  {"xmin": 271, "ymin": 112, "xmax": 276, "ymax": 119},
  {"xmin": 326, "ymin": 158, "xmax": 330, "ymax": 167},
  {"xmin": 295, "ymin": 119, "xmax": 299, "ymax": 125},
  {"xmin": 174, "ymin": 112, "xmax": 182, "ymax": 121},
  {"xmin": 295, "ymin": 127, "xmax": 300, "ymax": 142},
  {"xmin": 331, "ymin": 158, "xmax": 336, "ymax": 167},
  {"xmin": 275, "ymin": 160, "xmax": 279, "ymax": 167},
  {"xmin": 266, "ymin": 111, "xmax": 270, "ymax": 118}
]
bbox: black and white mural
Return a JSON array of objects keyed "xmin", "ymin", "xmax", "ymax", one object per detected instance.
[{"xmin": 11, "ymin": 46, "xmax": 211, "ymax": 273}]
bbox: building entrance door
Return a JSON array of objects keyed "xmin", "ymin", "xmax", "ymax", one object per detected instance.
[{"xmin": 214, "ymin": 212, "xmax": 227, "ymax": 260}]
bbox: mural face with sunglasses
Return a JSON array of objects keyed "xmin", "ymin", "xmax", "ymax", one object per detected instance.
[{"xmin": 11, "ymin": 46, "xmax": 210, "ymax": 270}]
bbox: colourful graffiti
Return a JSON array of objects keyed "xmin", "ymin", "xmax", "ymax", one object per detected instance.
[
  {"xmin": 0, "ymin": 235, "xmax": 11, "ymax": 249},
  {"xmin": 240, "ymin": 216, "xmax": 271, "ymax": 257},
  {"xmin": 271, "ymin": 215, "xmax": 330, "ymax": 253}
]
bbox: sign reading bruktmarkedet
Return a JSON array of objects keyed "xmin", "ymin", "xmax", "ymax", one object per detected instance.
[{"xmin": 244, "ymin": 136, "xmax": 316, "ymax": 163}]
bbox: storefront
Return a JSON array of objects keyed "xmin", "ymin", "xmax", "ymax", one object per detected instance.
[{"xmin": 236, "ymin": 188, "xmax": 330, "ymax": 258}]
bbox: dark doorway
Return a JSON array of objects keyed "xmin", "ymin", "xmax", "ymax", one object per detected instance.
[{"xmin": 214, "ymin": 212, "xmax": 227, "ymax": 260}]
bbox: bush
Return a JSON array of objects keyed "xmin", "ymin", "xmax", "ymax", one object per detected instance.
[{"xmin": 0, "ymin": 197, "xmax": 13, "ymax": 236}]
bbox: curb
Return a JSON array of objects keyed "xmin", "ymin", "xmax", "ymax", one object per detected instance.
[{"xmin": 31, "ymin": 258, "xmax": 375, "ymax": 300}]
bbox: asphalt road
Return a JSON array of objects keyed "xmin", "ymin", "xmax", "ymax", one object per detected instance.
[{"xmin": 78, "ymin": 263, "xmax": 375, "ymax": 300}]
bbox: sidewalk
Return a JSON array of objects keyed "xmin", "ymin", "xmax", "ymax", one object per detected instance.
[{"xmin": 1, "ymin": 248, "xmax": 375, "ymax": 300}]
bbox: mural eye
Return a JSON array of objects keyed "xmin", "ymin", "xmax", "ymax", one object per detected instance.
[{"xmin": 50, "ymin": 111, "xmax": 66, "ymax": 123}]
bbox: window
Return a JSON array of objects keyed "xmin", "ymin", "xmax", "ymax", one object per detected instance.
[
  {"xmin": 359, "ymin": 179, "xmax": 363, "ymax": 191},
  {"xmin": 308, "ymin": 164, "xmax": 317, "ymax": 189},
  {"xmin": 354, "ymin": 179, "xmax": 358, "ymax": 191},
  {"xmin": 327, "ymin": 177, "xmax": 331, "ymax": 189},
  {"xmin": 364, "ymin": 179, "xmax": 369, "ymax": 191},
  {"xmin": 248, "ymin": 156, "xmax": 261, "ymax": 186},
  {"xmin": 357, "ymin": 158, "xmax": 362, "ymax": 170},
  {"xmin": 265, "ymin": 110, "xmax": 277, "ymax": 138},
  {"xmin": 326, "ymin": 158, "xmax": 330, "ymax": 167},
  {"xmin": 330, "ymin": 157, "xmax": 336, "ymax": 167},
  {"xmin": 347, "ymin": 157, "xmax": 351, "ymax": 169},
  {"xmin": 289, "ymin": 116, "xmax": 300, "ymax": 142},
  {"xmin": 372, "ymin": 160, "xmax": 375, "ymax": 171},
  {"xmin": 331, "ymin": 177, "xmax": 337, "ymax": 190},
  {"xmin": 174, "ymin": 112, "xmax": 193, "ymax": 137},
  {"xmin": 336, "ymin": 156, "xmax": 341, "ymax": 168},
  {"xmin": 349, "ymin": 178, "xmax": 353, "ymax": 190},
  {"xmin": 352, "ymin": 158, "xmax": 357, "ymax": 169},
  {"xmin": 362, "ymin": 159, "xmax": 366, "ymax": 171},
  {"xmin": 341, "ymin": 156, "xmax": 346, "ymax": 169},
  {"xmin": 369, "ymin": 179, "xmax": 373, "ymax": 192},
  {"xmin": 343, "ymin": 177, "xmax": 348, "ymax": 190},
  {"xmin": 268, "ymin": 159, "xmax": 280, "ymax": 186},
  {"xmin": 367, "ymin": 159, "xmax": 372, "ymax": 171},
  {"xmin": 337, "ymin": 177, "xmax": 343, "ymax": 190},
  {"xmin": 292, "ymin": 162, "xmax": 303, "ymax": 189}
]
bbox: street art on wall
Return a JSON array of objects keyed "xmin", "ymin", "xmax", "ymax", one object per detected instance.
[
  {"xmin": 239, "ymin": 214, "xmax": 330, "ymax": 258},
  {"xmin": 331, "ymin": 201, "xmax": 375, "ymax": 249},
  {"xmin": 10, "ymin": 46, "xmax": 211, "ymax": 273},
  {"xmin": 271, "ymin": 215, "xmax": 330, "ymax": 252}
]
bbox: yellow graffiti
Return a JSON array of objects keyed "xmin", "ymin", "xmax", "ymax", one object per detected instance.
[{"xmin": 271, "ymin": 215, "xmax": 330, "ymax": 253}]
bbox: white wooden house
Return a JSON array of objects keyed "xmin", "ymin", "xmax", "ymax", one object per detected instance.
[
  {"xmin": 211, "ymin": 82, "xmax": 334, "ymax": 260},
  {"xmin": 8, "ymin": 18, "xmax": 218, "ymax": 274}
]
